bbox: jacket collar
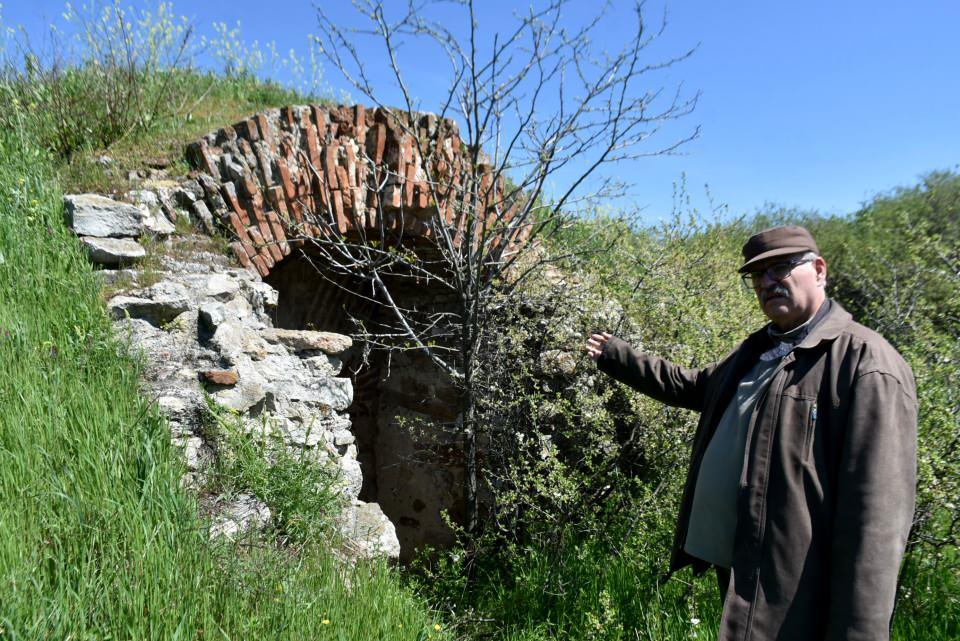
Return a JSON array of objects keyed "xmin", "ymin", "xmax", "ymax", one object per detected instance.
[
  {"xmin": 796, "ymin": 299, "xmax": 852, "ymax": 349},
  {"xmin": 743, "ymin": 299, "xmax": 853, "ymax": 355}
]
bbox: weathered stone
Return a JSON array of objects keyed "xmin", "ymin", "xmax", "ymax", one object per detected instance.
[
  {"xmin": 209, "ymin": 494, "xmax": 271, "ymax": 540},
  {"xmin": 211, "ymin": 321, "xmax": 270, "ymax": 362},
  {"xmin": 64, "ymin": 194, "xmax": 145, "ymax": 237},
  {"xmin": 107, "ymin": 281, "xmax": 191, "ymax": 326},
  {"xmin": 315, "ymin": 377, "xmax": 354, "ymax": 411},
  {"xmin": 261, "ymin": 328, "xmax": 352, "ymax": 355},
  {"xmin": 128, "ymin": 189, "xmax": 176, "ymax": 236},
  {"xmin": 338, "ymin": 500, "xmax": 401, "ymax": 560},
  {"xmin": 205, "ymin": 273, "xmax": 241, "ymax": 301},
  {"xmin": 211, "ymin": 377, "xmax": 267, "ymax": 413},
  {"xmin": 81, "ymin": 236, "xmax": 145, "ymax": 266},
  {"xmin": 143, "ymin": 209, "xmax": 176, "ymax": 236},
  {"xmin": 173, "ymin": 435, "xmax": 211, "ymax": 471},
  {"xmin": 301, "ymin": 354, "xmax": 343, "ymax": 377},
  {"xmin": 201, "ymin": 369, "xmax": 239, "ymax": 386}
]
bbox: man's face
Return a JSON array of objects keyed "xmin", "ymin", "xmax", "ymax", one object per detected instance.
[{"xmin": 748, "ymin": 253, "xmax": 828, "ymax": 330}]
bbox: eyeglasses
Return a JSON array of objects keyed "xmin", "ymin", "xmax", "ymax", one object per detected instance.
[{"xmin": 741, "ymin": 257, "xmax": 814, "ymax": 288}]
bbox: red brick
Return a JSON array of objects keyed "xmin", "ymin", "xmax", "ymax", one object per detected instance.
[
  {"xmin": 266, "ymin": 211, "xmax": 290, "ymax": 256},
  {"xmin": 368, "ymin": 123, "xmax": 387, "ymax": 165},
  {"xmin": 230, "ymin": 241, "xmax": 251, "ymax": 268},
  {"xmin": 251, "ymin": 255, "xmax": 270, "ymax": 277},
  {"xmin": 258, "ymin": 244, "xmax": 276, "ymax": 269},
  {"xmin": 266, "ymin": 185, "xmax": 284, "ymax": 211},
  {"xmin": 336, "ymin": 167, "xmax": 352, "ymax": 206},
  {"xmin": 276, "ymin": 159, "xmax": 296, "ymax": 201},
  {"xmin": 416, "ymin": 183, "xmax": 430, "ymax": 210},
  {"xmin": 314, "ymin": 180, "xmax": 329, "ymax": 211},
  {"xmin": 353, "ymin": 105, "xmax": 365, "ymax": 131},
  {"xmin": 312, "ymin": 105, "xmax": 327, "ymax": 136},
  {"xmin": 221, "ymin": 182, "xmax": 248, "ymax": 222},
  {"xmin": 337, "ymin": 105, "xmax": 354, "ymax": 136},
  {"xmin": 332, "ymin": 190, "xmax": 348, "ymax": 234},
  {"xmin": 227, "ymin": 212, "xmax": 248, "ymax": 239},
  {"xmin": 245, "ymin": 117, "xmax": 260, "ymax": 141},
  {"xmin": 344, "ymin": 144, "xmax": 357, "ymax": 184},
  {"xmin": 247, "ymin": 225, "xmax": 266, "ymax": 247},
  {"xmin": 239, "ymin": 174, "xmax": 259, "ymax": 199},
  {"xmin": 281, "ymin": 106, "xmax": 296, "ymax": 128},
  {"xmin": 290, "ymin": 200, "xmax": 306, "ymax": 227},
  {"xmin": 255, "ymin": 113, "xmax": 272, "ymax": 148},
  {"xmin": 404, "ymin": 162, "xmax": 418, "ymax": 209},
  {"xmin": 323, "ymin": 146, "xmax": 340, "ymax": 190},
  {"xmin": 188, "ymin": 141, "xmax": 221, "ymax": 179},
  {"xmin": 304, "ymin": 122, "xmax": 321, "ymax": 168},
  {"xmin": 201, "ymin": 369, "xmax": 238, "ymax": 386}
]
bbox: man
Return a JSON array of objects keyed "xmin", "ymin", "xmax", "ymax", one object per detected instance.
[{"xmin": 586, "ymin": 225, "xmax": 917, "ymax": 640}]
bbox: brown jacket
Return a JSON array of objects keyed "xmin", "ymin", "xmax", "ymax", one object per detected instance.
[{"xmin": 598, "ymin": 302, "xmax": 917, "ymax": 641}]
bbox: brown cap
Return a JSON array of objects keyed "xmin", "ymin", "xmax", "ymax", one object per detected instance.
[{"xmin": 739, "ymin": 225, "xmax": 820, "ymax": 273}]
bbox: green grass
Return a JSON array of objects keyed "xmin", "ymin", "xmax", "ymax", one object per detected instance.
[{"xmin": 0, "ymin": 125, "xmax": 444, "ymax": 639}]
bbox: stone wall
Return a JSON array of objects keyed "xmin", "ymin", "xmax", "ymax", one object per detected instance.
[
  {"xmin": 65, "ymin": 190, "xmax": 399, "ymax": 559},
  {"xmin": 179, "ymin": 103, "xmax": 512, "ymax": 560},
  {"xmin": 65, "ymin": 103, "xmax": 512, "ymax": 561}
]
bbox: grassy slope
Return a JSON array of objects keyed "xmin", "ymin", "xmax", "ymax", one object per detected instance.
[{"xmin": 0, "ymin": 113, "xmax": 444, "ymax": 639}]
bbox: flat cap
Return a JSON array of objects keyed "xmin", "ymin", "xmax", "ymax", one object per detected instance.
[{"xmin": 739, "ymin": 225, "xmax": 820, "ymax": 273}]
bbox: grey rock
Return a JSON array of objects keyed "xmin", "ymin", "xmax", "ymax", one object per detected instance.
[
  {"xmin": 81, "ymin": 236, "xmax": 145, "ymax": 266},
  {"xmin": 302, "ymin": 354, "xmax": 343, "ymax": 377},
  {"xmin": 127, "ymin": 189, "xmax": 160, "ymax": 209},
  {"xmin": 205, "ymin": 273, "xmax": 241, "ymax": 301},
  {"xmin": 127, "ymin": 189, "xmax": 176, "ymax": 237},
  {"xmin": 261, "ymin": 328, "xmax": 352, "ymax": 355},
  {"xmin": 108, "ymin": 281, "xmax": 191, "ymax": 326},
  {"xmin": 64, "ymin": 194, "xmax": 145, "ymax": 237},
  {"xmin": 211, "ymin": 321, "xmax": 270, "ymax": 362},
  {"xmin": 315, "ymin": 377, "xmax": 354, "ymax": 411},
  {"xmin": 211, "ymin": 378, "xmax": 267, "ymax": 413},
  {"xmin": 209, "ymin": 494, "xmax": 271, "ymax": 540},
  {"xmin": 143, "ymin": 210, "xmax": 176, "ymax": 236},
  {"xmin": 338, "ymin": 500, "xmax": 400, "ymax": 560}
]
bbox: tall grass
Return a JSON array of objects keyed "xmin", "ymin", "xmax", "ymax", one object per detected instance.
[{"xmin": 0, "ymin": 124, "xmax": 444, "ymax": 639}]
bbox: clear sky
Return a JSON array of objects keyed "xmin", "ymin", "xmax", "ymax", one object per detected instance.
[{"xmin": 4, "ymin": 1, "xmax": 959, "ymax": 222}]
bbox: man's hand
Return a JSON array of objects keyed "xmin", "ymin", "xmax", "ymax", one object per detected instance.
[{"xmin": 585, "ymin": 332, "xmax": 611, "ymax": 361}]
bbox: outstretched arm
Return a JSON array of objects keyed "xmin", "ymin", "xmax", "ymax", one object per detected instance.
[{"xmin": 586, "ymin": 332, "xmax": 713, "ymax": 412}]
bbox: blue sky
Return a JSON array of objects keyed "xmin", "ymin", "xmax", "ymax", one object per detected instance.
[{"xmin": 5, "ymin": 1, "xmax": 959, "ymax": 222}]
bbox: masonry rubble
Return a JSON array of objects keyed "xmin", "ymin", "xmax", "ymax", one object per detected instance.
[
  {"xmin": 65, "ymin": 191, "xmax": 399, "ymax": 561},
  {"xmin": 61, "ymin": 102, "xmax": 527, "ymax": 561}
]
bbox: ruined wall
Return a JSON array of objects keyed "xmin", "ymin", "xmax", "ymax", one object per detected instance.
[{"xmin": 183, "ymin": 105, "xmax": 494, "ymax": 559}]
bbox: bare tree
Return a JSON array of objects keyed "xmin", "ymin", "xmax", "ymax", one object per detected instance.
[{"xmin": 302, "ymin": 0, "xmax": 698, "ymax": 535}]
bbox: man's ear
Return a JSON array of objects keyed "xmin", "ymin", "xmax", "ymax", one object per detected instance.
[{"xmin": 814, "ymin": 256, "xmax": 828, "ymax": 286}]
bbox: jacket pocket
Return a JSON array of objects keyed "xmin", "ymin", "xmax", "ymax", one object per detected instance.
[{"xmin": 779, "ymin": 391, "xmax": 817, "ymax": 466}]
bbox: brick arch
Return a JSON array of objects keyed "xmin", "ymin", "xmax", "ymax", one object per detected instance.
[
  {"xmin": 185, "ymin": 104, "xmax": 516, "ymax": 558},
  {"xmin": 185, "ymin": 103, "xmax": 516, "ymax": 280}
]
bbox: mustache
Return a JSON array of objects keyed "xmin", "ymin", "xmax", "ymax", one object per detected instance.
[{"xmin": 761, "ymin": 286, "xmax": 791, "ymax": 303}]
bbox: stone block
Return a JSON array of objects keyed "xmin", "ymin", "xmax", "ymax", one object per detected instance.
[
  {"xmin": 260, "ymin": 328, "xmax": 352, "ymax": 355},
  {"xmin": 64, "ymin": 194, "xmax": 146, "ymax": 238},
  {"xmin": 81, "ymin": 236, "xmax": 145, "ymax": 266},
  {"xmin": 107, "ymin": 281, "xmax": 191, "ymax": 327}
]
